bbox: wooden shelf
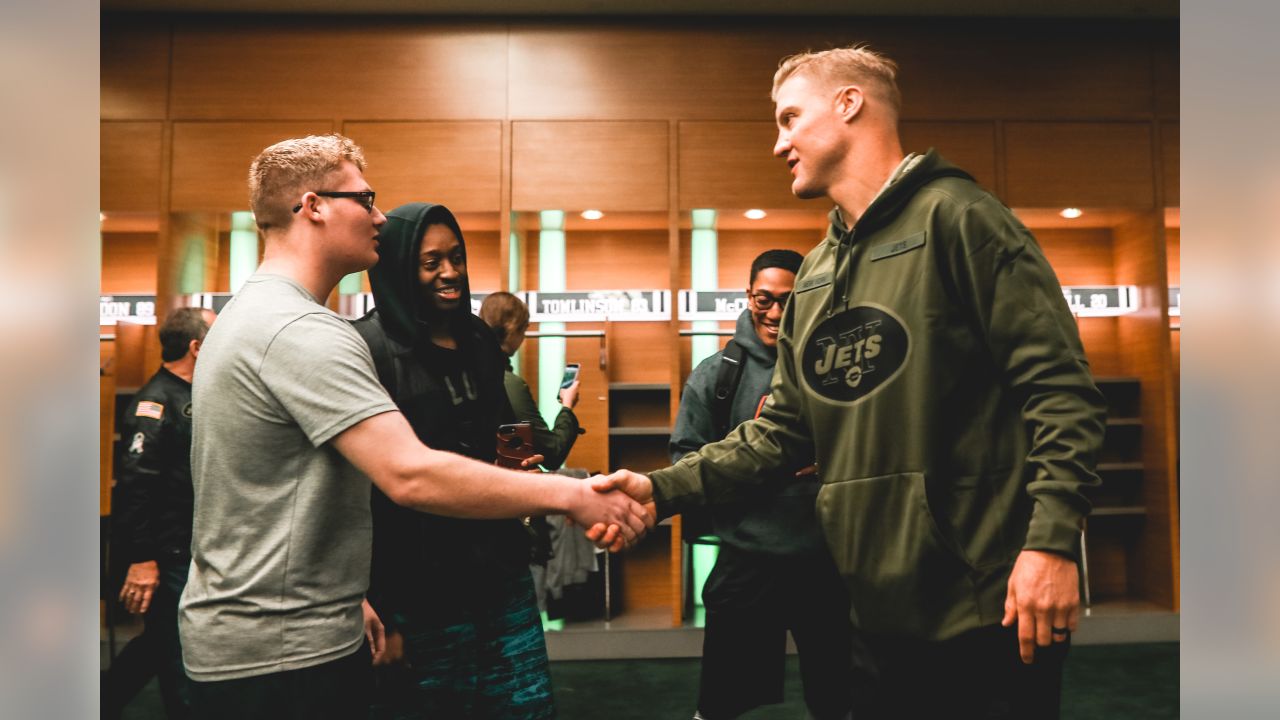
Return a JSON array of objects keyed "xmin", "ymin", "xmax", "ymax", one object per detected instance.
[
  {"xmin": 1106, "ymin": 418, "xmax": 1143, "ymax": 427},
  {"xmin": 1091, "ymin": 506, "xmax": 1148, "ymax": 517},
  {"xmin": 609, "ymin": 383, "xmax": 670, "ymax": 392},
  {"xmin": 608, "ymin": 426, "xmax": 671, "ymax": 437},
  {"xmin": 1097, "ymin": 461, "xmax": 1143, "ymax": 472}
]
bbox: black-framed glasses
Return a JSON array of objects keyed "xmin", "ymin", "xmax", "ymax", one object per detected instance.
[
  {"xmin": 292, "ymin": 190, "xmax": 377, "ymax": 214},
  {"xmin": 749, "ymin": 291, "xmax": 791, "ymax": 311}
]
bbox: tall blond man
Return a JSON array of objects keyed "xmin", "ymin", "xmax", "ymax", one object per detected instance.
[
  {"xmin": 179, "ymin": 134, "xmax": 650, "ymax": 719},
  {"xmin": 595, "ymin": 47, "xmax": 1106, "ymax": 718}
]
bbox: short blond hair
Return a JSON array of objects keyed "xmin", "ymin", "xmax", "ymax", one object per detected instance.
[
  {"xmin": 247, "ymin": 133, "xmax": 366, "ymax": 232},
  {"xmin": 772, "ymin": 44, "xmax": 902, "ymax": 117}
]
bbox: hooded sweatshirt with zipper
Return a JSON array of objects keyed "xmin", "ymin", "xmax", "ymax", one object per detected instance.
[
  {"xmin": 352, "ymin": 202, "xmax": 528, "ymax": 627},
  {"xmin": 648, "ymin": 150, "xmax": 1106, "ymax": 642},
  {"xmin": 669, "ymin": 308, "xmax": 826, "ymax": 556}
]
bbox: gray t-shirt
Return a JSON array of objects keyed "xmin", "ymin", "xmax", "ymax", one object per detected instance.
[{"xmin": 179, "ymin": 273, "xmax": 397, "ymax": 681}]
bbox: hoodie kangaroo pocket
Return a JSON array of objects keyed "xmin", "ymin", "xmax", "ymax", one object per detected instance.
[{"xmin": 816, "ymin": 472, "xmax": 975, "ymax": 638}]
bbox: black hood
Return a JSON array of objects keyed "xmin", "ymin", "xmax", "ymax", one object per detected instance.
[{"xmin": 368, "ymin": 202, "xmax": 471, "ymax": 346}]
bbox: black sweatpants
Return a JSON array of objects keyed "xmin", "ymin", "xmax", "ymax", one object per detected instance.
[
  {"xmin": 861, "ymin": 623, "xmax": 1070, "ymax": 719},
  {"xmin": 188, "ymin": 642, "xmax": 374, "ymax": 720},
  {"xmin": 698, "ymin": 546, "xmax": 872, "ymax": 720}
]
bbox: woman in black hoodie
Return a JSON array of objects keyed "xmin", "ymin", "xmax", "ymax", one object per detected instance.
[{"xmin": 353, "ymin": 202, "xmax": 555, "ymax": 719}]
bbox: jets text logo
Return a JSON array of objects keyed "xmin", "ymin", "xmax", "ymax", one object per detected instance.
[{"xmin": 801, "ymin": 305, "xmax": 908, "ymax": 403}]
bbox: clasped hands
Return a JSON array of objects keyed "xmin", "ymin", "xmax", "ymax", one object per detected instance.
[{"xmin": 564, "ymin": 469, "xmax": 655, "ymax": 552}]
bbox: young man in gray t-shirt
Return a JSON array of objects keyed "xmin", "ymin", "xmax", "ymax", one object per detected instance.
[{"xmin": 179, "ymin": 134, "xmax": 652, "ymax": 719}]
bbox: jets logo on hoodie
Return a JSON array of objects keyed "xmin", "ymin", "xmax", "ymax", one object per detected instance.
[{"xmin": 801, "ymin": 304, "xmax": 909, "ymax": 403}]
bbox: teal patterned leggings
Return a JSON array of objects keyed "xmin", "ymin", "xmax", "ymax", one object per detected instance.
[{"xmin": 370, "ymin": 570, "xmax": 555, "ymax": 719}]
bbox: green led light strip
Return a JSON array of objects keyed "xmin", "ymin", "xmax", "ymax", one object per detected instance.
[{"xmin": 537, "ymin": 210, "xmax": 566, "ymax": 427}]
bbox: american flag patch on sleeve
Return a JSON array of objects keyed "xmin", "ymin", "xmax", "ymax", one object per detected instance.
[{"xmin": 135, "ymin": 401, "xmax": 164, "ymax": 420}]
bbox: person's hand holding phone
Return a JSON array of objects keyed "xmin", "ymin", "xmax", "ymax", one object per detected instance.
[
  {"xmin": 558, "ymin": 362, "xmax": 581, "ymax": 408},
  {"xmin": 558, "ymin": 380, "xmax": 580, "ymax": 409}
]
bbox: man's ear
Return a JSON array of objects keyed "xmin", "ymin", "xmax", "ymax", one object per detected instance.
[
  {"xmin": 834, "ymin": 85, "xmax": 865, "ymax": 122},
  {"xmin": 189, "ymin": 338, "xmax": 202, "ymax": 359},
  {"xmin": 298, "ymin": 191, "xmax": 323, "ymax": 221}
]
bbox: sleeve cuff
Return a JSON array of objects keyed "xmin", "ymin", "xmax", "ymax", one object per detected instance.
[
  {"xmin": 649, "ymin": 462, "xmax": 702, "ymax": 521},
  {"xmin": 1022, "ymin": 495, "xmax": 1086, "ymax": 562}
]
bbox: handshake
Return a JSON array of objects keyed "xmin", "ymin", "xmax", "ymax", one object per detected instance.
[{"xmin": 565, "ymin": 469, "xmax": 657, "ymax": 553}]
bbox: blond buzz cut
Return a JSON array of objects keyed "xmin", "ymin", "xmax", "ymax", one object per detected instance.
[
  {"xmin": 248, "ymin": 133, "xmax": 367, "ymax": 233},
  {"xmin": 771, "ymin": 44, "xmax": 903, "ymax": 118}
]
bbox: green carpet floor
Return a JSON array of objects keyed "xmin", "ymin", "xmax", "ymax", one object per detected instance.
[
  {"xmin": 549, "ymin": 643, "xmax": 1179, "ymax": 719},
  {"xmin": 116, "ymin": 642, "xmax": 1178, "ymax": 718}
]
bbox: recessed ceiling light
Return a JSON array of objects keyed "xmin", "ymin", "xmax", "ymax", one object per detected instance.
[
  {"xmin": 1059, "ymin": 208, "xmax": 1083, "ymax": 219},
  {"xmin": 580, "ymin": 209, "xmax": 604, "ymax": 220},
  {"xmin": 744, "ymin": 209, "xmax": 767, "ymax": 220},
  {"xmin": 99, "ymin": 212, "xmax": 106, "ymax": 223}
]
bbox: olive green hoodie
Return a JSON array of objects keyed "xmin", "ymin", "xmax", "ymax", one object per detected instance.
[{"xmin": 649, "ymin": 150, "xmax": 1106, "ymax": 641}]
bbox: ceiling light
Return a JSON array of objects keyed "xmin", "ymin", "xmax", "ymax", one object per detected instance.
[
  {"xmin": 744, "ymin": 209, "xmax": 767, "ymax": 220},
  {"xmin": 580, "ymin": 209, "xmax": 604, "ymax": 220},
  {"xmin": 1059, "ymin": 208, "xmax": 1083, "ymax": 219},
  {"xmin": 99, "ymin": 212, "xmax": 106, "ymax": 223}
]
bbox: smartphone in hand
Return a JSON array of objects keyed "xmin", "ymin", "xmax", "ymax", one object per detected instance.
[
  {"xmin": 495, "ymin": 422, "xmax": 536, "ymax": 469},
  {"xmin": 559, "ymin": 362, "xmax": 581, "ymax": 389}
]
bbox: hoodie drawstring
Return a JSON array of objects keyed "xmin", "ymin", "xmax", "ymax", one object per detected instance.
[{"xmin": 827, "ymin": 227, "xmax": 854, "ymax": 318}]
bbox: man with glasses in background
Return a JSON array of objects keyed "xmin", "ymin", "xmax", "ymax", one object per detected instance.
[
  {"xmin": 178, "ymin": 134, "xmax": 651, "ymax": 719},
  {"xmin": 669, "ymin": 249, "xmax": 868, "ymax": 720}
]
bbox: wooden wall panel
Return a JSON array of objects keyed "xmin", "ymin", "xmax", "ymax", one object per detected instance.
[
  {"xmin": 342, "ymin": 122, "xmax": 502, "ymax": 213},
  {"xmin": 620, "ymin": 526, "xmax": 675, "ymax": 611},
  {"xmin": 1074, "ymin": 319, "xmax": 1121, "ymax": 378},
  {"xmin": 606, "ymin": 324, "xmax": 672, "ymax": 385},
  {"xmin": 164, "ymin": 213, "xmax": 223, "ymax": 295},
  {"xmin": 101, "ymin": 369, "xmax": 116, "ymax": 516},
  {"xmin": 102, "ymin": 122, "xmax": 164, "ymax": 213},
  {"xmin": 104, "ymin": 17, "xmax": 1177, "ymax": 126},
  {"xmin": 708, "ymin": 228, "xmax": 823, "ymax": 289},
  {"xmin": 464, "ymin": 231, "xmax": 502, "ymax": 293},
  {"xmin": 1004, "ymin": 123, "xmax": 1155, "ymax": 208},
  {"xmin": 508, "ymin": 26, "xmax": 784, "ymax": 121},
  {"xmin": 892, "ymin": 28, "xmax": 1157, "ymax": 121},
  {"xmin": 564, "ymin": 229, "xmax": 670, "ymax": 289},
  {"xmin": 900, "ymin": 122, "xmax": 998, "ymax": 194},
  {"xmin": 513, "ymin": 122, "xmax": 669, "ymax": 211},
  {"xmin": 1082, "ymin": 524, "xmax": 1134, "ymax": 600},
  {"xmin": 1035, "ymin": 228, "xmax": 1116, "ymax": 286},
  {"xmin": 1161, "ymin": 122, "xmax": 1179, "ymax": 207},
  {"xmin": 102, "ymin": 233, "xmax": 160, "ymax": 294},
  {"xmin": 170, "ymin": 122, "xmax": 333, "ymax": 211},
  {"xmin": 1036, "ymin": 227, "xmax": 1122, "ymax": 375},
  {"xmin": 1166, "ymin": 227, "xmax": 1180, "ymax": 286},
  {"xmin": 113, "ymin": 322, "xmax": 154, "ymax": 391},
  {"xmin": 169, "ymin": 22, "xmax": 507, "ymax": 120},
  {"xmin": 507, "ymin": 20, "xmax": 1171, "ymax": 122},
  {"xmin": 562, "ymin": 335, "xmax": 610, "ymax": 475},
  {"xmin": 678, "ymin": 122, "xmax": 808, "ymax": 211},
  {"xmin": 1152, "ymin": 37, "xmax": 1179, "ymax": 120},
  {"xmin": 101, "ymin": 17, "xmax": 170, "ymax": 120},
  {"xmin": 1113, "ymin": 212, "xmax": 1177, "ymax": 608},
  {"xmin": 523, "ymin": 228, "xmax": 674, "ymax": 384}
]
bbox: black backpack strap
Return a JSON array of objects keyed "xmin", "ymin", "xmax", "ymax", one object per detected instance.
[
  {"xmin": 679, "ymin": 341, "xmax": 747, "ymax": 545},
  {"xmin": 352, "ymin": 312, "xmax": 399, "ymax": 400},
  {"xmin": 711, "ymin": 339, "xmax": 746, "ymax": 438}
]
